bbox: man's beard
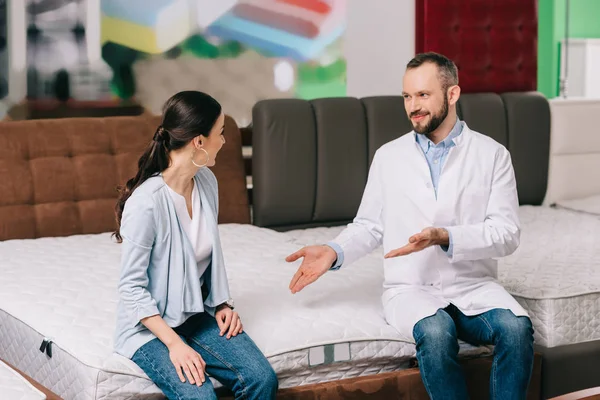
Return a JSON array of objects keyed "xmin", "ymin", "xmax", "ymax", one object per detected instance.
[{"xmin": 411, "ymin": 94, "xmax": 449, "ymax": 135}]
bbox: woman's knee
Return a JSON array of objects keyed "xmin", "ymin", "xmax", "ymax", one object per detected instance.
[
  {"xmin": 243, "ymin": 361, "xmax": 278, "ymax": 397},
  {"xmin": 180, "ymin": 384, "xmax": 218, "ymax": 400}
]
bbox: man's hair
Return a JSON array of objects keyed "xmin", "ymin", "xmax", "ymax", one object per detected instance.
[{"xmin": 406, "ymin": 52, "xmax": 459, "ymax": 91}]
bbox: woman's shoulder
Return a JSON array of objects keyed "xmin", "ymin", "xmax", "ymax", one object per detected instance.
[
  {"xmin": 133, "ymin": 174, "xmax": 166, "ymax": 195},
  {"xmin": 195, "ymin": 167, "xmax": 218, "ymax": 190},
  {"xmin": 124, "ymin": 175, "xmax": 165, "ymax": 212},
  {"xmin": 120, "ymin": 176, "xmax": 167, "ymax": 243}
]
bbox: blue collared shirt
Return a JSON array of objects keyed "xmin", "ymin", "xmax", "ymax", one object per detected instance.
[
  {"xmin": 415, "ymin": 118, "xmax": 463, "ymax": 198},
  {"xmin": 415, "ymin": 118, "xmax": 464, "ymax": 256},
  {"xmin": 327, "ymin": 118, "xmax": 464, "ymax": 269}
]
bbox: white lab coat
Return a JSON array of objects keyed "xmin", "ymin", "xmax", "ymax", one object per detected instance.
[{"xmin": 330, "ymin": 124, "xmax": 528, "ymax": 342}]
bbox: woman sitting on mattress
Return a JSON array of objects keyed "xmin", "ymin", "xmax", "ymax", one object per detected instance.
[{"xmin": 112, "ymin": 91, "xmax": 278, "ymax": 399}]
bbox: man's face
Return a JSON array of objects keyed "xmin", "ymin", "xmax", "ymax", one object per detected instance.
[{"xmin": 402, "ymin": 63, "xmax": 449, "ymax": 135}]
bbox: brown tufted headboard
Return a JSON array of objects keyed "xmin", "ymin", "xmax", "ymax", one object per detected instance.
[{"xmin": 0, "ymin": 115, "xmax": 250, "ymax": 241}]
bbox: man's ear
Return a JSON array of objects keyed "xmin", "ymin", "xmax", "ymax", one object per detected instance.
[{"xmin": 448, "ymin": 85, "xmax": 461, "ymax": 106}]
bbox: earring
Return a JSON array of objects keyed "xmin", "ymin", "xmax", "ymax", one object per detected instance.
[{"xmin": 191, "ymin": 148, "xmax": 210, "ymax": 168}]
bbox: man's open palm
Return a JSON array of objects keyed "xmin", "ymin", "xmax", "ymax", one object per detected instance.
[
  {"xmin": 285, "ymin": 245, "xmax": 337, "ymax": 294},
  {"xmin": 384, "ymin": 227, "xmax": 448, "ymax": 258}
]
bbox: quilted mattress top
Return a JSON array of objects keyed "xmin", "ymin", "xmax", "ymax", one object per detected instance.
[{"xmin": 0, "ymin": 224, "xmax": 405, "ymax": 378}]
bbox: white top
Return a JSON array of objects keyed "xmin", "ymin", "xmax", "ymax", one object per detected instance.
[
  {"xmin": 329, "ymin": 124, "xmax": 528, "ymax": 342},
  {"xmin": 166, "ymin": 183, "xmax": 212, "ymax": 287}
]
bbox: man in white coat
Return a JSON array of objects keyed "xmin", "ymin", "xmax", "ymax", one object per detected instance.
[{"xmin": 285, "ymin": 52, "xmax": 534, "ymax": 399}]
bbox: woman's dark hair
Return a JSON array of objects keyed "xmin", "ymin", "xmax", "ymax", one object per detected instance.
[{"xmin": 113, "ymin": 91, "xmax": 222, "ymax": 242}]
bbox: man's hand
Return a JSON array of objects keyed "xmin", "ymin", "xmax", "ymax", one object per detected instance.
[
  {"xmin": 286, "ymin": 245, "xmax": 337, "ymax": 294},
  {"xmin": 384, "ymin": 227, "xmax": 449, "ymax": 258}
]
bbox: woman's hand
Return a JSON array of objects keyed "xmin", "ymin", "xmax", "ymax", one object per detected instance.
[
  {"xmin": 168, "ymin": 340, "xmax": 206, "ymax": 386},
  {"xmin": 215, "ymin": 305, "xmax": 243, "ymax": 339}
]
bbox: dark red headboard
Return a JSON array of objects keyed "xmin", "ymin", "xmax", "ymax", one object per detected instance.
[{"xmin": 416, "ymin": 0, "xmax": 537, "ymax": 93}]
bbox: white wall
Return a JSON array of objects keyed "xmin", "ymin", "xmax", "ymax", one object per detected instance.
[
  {"xmin": 6, "ymin": 0, "xmax": 416, "ymax": 105},
  {"xmin": 560, "ymin": 39, "xmax": 600, "ymax": 99},
  {"xmin": 7, "ymin": 0, "xmax": 26, "ymax": 104},
  {"xmin": 344, "ymin": 0, "xmax": 415, "ymax": 98},
  {"xmin": 86, "ymin": 0, "xmax": 101, "ymax": 64}
]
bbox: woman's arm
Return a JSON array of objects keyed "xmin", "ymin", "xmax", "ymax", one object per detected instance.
[
  {"xmin": 141, "ymin": 315, "xmax": 207, "ymax": 386},
  {"xmin": 141, "ymin": 315, "xmax": 183, "ymax": 348},
  {"xmin": 119, "ymin": 195, "xmax": 206, "ymax": 386}
]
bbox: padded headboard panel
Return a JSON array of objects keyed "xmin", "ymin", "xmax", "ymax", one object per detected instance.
[
  {"xmin": 0, "ymin": 115, "xmax": 250, "ymax": 241},
  {"xmin": 544, "ymin": 99, "xmax": 600, "ymax": 204},
  {"xmin": 252, "ymin": 92, "xmax": 550, "ymax": 230},
  {"xmin": 416, "ymin": 0, "xmax": 538, "ymax": 93}
]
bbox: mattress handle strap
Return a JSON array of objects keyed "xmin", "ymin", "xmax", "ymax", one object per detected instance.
[{"xmin": 39, "ymin": 338, "xmax": 53, "ymax": 358}]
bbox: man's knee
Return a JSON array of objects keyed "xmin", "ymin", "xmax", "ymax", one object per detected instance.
[
  {"xmin": 494, "ymin": 311, "xmax": 534, "ymax": 347},
  {"xmin": 413, "ymin": 309, "xmax": 457, "ymax": 349}
]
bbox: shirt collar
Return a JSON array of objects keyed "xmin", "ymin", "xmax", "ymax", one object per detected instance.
[{"xmin": 415, "ymin": 117, "xmax": 463, "ymax": 152}]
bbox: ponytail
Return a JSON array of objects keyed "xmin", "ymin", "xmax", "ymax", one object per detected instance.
[{"xmin": 113, "ymin": 126, "xmax": 170, "ymax": 242}]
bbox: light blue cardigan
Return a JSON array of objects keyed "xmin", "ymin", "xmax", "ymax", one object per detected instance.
[{"xmin": 114, "ymin": 168, "xmax": 231, "ymax": 358}]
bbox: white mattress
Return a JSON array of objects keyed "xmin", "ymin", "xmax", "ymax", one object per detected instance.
[
  {"xmin": 499, "ymin": 206, "xmax": 600, "ymax": 347},
  {"xmin": 284, "ymin": 206, "xmax": 600, "ymax": 348},
  {"xmin": 0, "ymin": 225, "xmax": 489, "ymax": 400},
  {"xmin": 0, "ymin": 359, "xmax": 46, "ymax": 400}
]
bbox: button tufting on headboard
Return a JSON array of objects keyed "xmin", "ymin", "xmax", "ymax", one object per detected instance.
[
  {"xmin": 0, "ymin": 115, "xmax": 249, "ymax": 241},
  {"xmin": 416, "ymin": 0, "xmax": 537, "ymax": 93}
]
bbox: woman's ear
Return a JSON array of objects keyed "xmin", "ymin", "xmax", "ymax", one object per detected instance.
[{"xmin": 194, "ymin": 136, "xmax": 203, "ymax": 148}]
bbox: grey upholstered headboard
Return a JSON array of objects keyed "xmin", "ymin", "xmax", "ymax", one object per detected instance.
[{"xmin": 251, "ymin": 92, "xmax": 550, "ymax": 230}]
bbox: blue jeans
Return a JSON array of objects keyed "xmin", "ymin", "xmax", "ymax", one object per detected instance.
[
  {"xmin": 132, "ymin": 312, "xmax": 278, "ymax": 400},
  {"xmin": 413, "ymin": 305, "xmax": 534, "ymax": 400}
]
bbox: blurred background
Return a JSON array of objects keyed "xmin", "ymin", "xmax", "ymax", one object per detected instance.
[
  {"xmin": 0, "ymin": 0, "xmax": 599, "ymax": 125},
  {"xmin": 1, "ymin": 0, "xmax": 348, "ymax": 125}
]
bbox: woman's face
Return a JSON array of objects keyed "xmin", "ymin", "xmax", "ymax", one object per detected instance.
[{"xmin": 193, "ymin": 113, "xmax": 225, "ymax": 168}]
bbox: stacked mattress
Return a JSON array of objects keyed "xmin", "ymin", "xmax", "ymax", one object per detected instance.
[
  {"xmin": 0, "ymin": 224, "xmax": 487, "ymax": 400},
  {"xmin": 499, "ymin": 206, "xmax": 600, "ymax": 348},
  {"xmin": 1, "ymin": 205, "xmax": 597, "ymax": 399},
  {"xmin": 0, "ymin": 359, "xmax": 46, "ymax": 400}
]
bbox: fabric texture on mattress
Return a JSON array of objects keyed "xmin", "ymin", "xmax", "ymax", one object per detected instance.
[
  {"xmin": 499, "ymin": 206, "xmax": 600, "ymax": 347},
  {"xmin": 0, "ymin": 358, "xmax": 46, "ymax": 400},
  {"xmin": 285, "ymin": 206, "xmax": 600, "ymax": 348},
  {"xmin": 0, "ymin": 225, "xmax": 490, "ymax": 399},
  {"xmin": 0, "ymin": 303, "xmax": 162, "ymax": 400}
]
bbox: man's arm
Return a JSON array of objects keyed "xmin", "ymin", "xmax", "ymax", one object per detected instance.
[
  {"xmin": 445, "ymin": 146, "xmax": 520, "ymax": 263},
  {"xmin": 326, "ymin": 151, "xmax": 384, "ymax": 269},
  {"xmin": 285, "ymin": 151, "xmax": 385, "ymax": 293}
]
